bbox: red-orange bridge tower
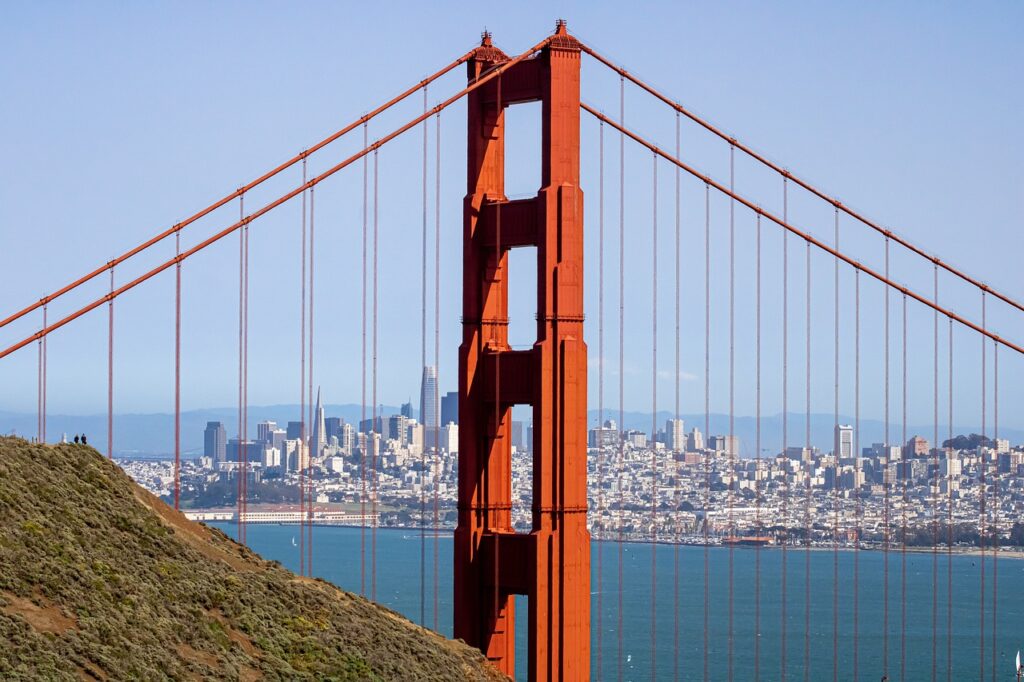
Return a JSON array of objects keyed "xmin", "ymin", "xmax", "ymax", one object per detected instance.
[{"xmin": 455, "ymin": 22, "xmax": 590, "ymax": 682}]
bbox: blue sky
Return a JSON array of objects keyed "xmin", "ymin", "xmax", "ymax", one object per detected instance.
[{"xmin": 1, "ymin": 2, "xmax": 1021, "ymax": 432}]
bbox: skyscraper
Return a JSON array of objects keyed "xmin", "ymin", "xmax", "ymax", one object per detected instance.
[
  {"xmin": 663, "ymin": 418, "xmax": 685, "ymax": 451},
  {"xmin": 834, "ymin": 424, "xmax": 854, "ymax": 460},
  {"xmin": 204, "ymin": 421, "xmax": 226, "ymax": 462},
  {"xmin": 324, "ymin": 416, "xmax": 342, "ymax": 441},
  {"xmin": 311, "ymin": 387, "xmax": 326, "ymax": 459},
  {"xmin": 400, "ymin": 401, "xmax": 414, "ymax": 419},
  {"xmin": 256, "ymin": 420, "xmax": 278, "ymax": 443},
  {"xmin": 420, "ymin": 366, "xmax": 439, "ymax": 429},
  {"xmin": 441, "ymin": 390, "xmax": 459, "ymax": 426}
]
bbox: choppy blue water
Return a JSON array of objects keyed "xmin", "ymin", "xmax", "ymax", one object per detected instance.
[{"xmin": 211, "ymin": 523, "xmax": 1024, "ymax": 681}]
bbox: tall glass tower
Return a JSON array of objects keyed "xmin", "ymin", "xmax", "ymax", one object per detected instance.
[{"xmin": 419, "ymin": 366, "xmax": 438, "ymax": 429}]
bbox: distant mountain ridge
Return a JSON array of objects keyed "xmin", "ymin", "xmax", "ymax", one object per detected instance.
[{"xmin": 2, "ymin": 406, "xmax": 1017, "ymax": 458}]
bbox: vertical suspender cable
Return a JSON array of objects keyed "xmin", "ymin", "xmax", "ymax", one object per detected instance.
[
  {"xmin": 433, "ymin": 111, "xmax": 441, "ymax": 631},
  {"xmin": 244, "ymin": 195, "xmax": 250, "ymax": 546},
  {"xmin": 420, "ymin": 83, "xmax": 429, "ymax": 628},
  {"xmin": 853, "ymin": 269, "xmax": 861, "ymax": 681},
  {"xmin": 361, "ymin": 124, "xmax": 368, "ymax": 597},
  {"xmin": 108, "ymin": 266, "xmax": 114, "ymax": 459},
  {"xmin": 727, "ymin": 144, "xmax": 735, "ymax": 682},
  {"xmin": 702, "ymin": 181, "xmax": 710, "ymax": 682},
  {"xmin": 372, "ymin": 148, "xmax": 379, "ymax": 601},
  {"xmin": 618, "ymin": 73, "xmax": 626, "ymax": 682},
  {"xmin": 947, "ymin": 316, "xmax": 954, "ymax": 681},
  {"xmin": 300, "ymin": 161, "xmax": 307, "ymax": 567},
  {"xmin": 883, "ymin": 237, "xmax": 890, "ymax": 678},
  {"xmin": 673, "ymin": 109, "xmax": 681, "ymax": 682},
  {"xmin": 174, "ymin": 229, "xmax": 182, "ymax": 511},
  {"xmin": 932, "ymin": 265, "xmax": 939, "ymax": 682},
  {"xmin": 42, "ymin": 304, "xmax": 46, "ymax": 444},
  {"xmin": 979, "ymin": 292, "xmax": 986, "ymax": 682},
  {"xmin": 803, "ymin": 239, "xmax": 811, "ymax": 682},
  {"xmin": 781, "ymin": 179, "xmax": 789, "ymax": 682},
  {"xmin": 39, "ymin": 303, "xmax": 48, "ymax": 443},
  {"xmin": 901, "ymin": 293, "xmax": 908, "ymax": 682},
  {"xmin": 597, "ymin": 117, "xmax": 605, "ymax": 682},
  {"xmin": 991, "ymin": 340, "xmax": 999, "ymax": 682},
  {"xmin": 832, "ymin": 208, "xmax": 840, "ymax": 682},
  {"xmin": 754, "ymin": 211, "xmax": 762, "ymax": 682},
  {"xmin": 307, "ymin": 185, "xmax": 315, "ymax": 575},
  {"xmin": 239, "ymin": 194, "xmax": 247, "ymax": 546},
  {"xmin": 651, "ymin": 151, "xmax": 658, "ymax": 682},
  {"xmin": 243, "ymin": 195, "xmax": 250, "ymax": 547},
  {"xmin": 37, "ymin": 306, "xmax": 43, "ymax": 442}
]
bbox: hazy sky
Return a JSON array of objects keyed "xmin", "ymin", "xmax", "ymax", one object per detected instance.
[{"xmin": 1, "ymin": 2, "xmax": 1021, "ymax": 431}]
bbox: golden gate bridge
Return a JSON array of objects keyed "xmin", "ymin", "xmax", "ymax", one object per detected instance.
[{"xmin": 1, "ymin": 20, "xmax": 1021, "ymax": 682}]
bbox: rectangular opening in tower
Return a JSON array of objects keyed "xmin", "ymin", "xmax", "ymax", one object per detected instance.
[
  {"xmin": 503, "ymin": 101, "xmax": 541, "ymax": 199},
  {"xmin": 511, "ymin": 408, "xmax": 533, "ymax": 533},
  {"xmin": 506, "ymin": 246, "xmax": 537, "ymax": 350}
]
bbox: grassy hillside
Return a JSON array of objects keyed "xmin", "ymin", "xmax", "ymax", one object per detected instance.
[{"xmin": 0, "ymin": 437, "xmax": 505, "ymax": 681}]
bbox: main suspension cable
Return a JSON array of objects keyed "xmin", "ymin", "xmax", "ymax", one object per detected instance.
[
  {"xmin": 0, "ymin": 51, "xmax": 476, "ymax": 333},
  {"xmin": 578, "ymin": 43, "xmax": 1024, "ymax": 319},
  {"xmin": 577, "ymin": 105, "xmax": 1024, "ymax": 357},
  {"xmin": 2, "ymin": 39, "xmax": 551, "ymax": 363}
]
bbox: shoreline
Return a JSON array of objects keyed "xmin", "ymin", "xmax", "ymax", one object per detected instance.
[{"xmin": 197, "ymin": 514, "xmax": 1024, "ymax": 561}]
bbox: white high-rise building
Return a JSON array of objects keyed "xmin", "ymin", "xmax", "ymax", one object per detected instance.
[
  {"xmin": 687, "ymin": 427, "xmax": 704, "ymax": 452},
  {"xmin": 834, "ymin": 424, "xmax": 854, "ymax": 460},
  {"xmin": 664, "ymin": 418, "xmax": 685, "ymax": 451},
  {"xmin": 442, "ymin": 422, "xmax": 459, "ymax": 454}
]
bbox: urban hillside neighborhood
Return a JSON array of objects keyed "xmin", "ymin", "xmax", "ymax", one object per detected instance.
[{"xmin": 111, "ymin": 365, "xmax": 1024, "ymax": 551}]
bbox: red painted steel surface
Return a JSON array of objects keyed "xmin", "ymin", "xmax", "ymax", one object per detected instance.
[{"xmin": 455, "ymin": 22, "xmax": 590, "ymax": 681}]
